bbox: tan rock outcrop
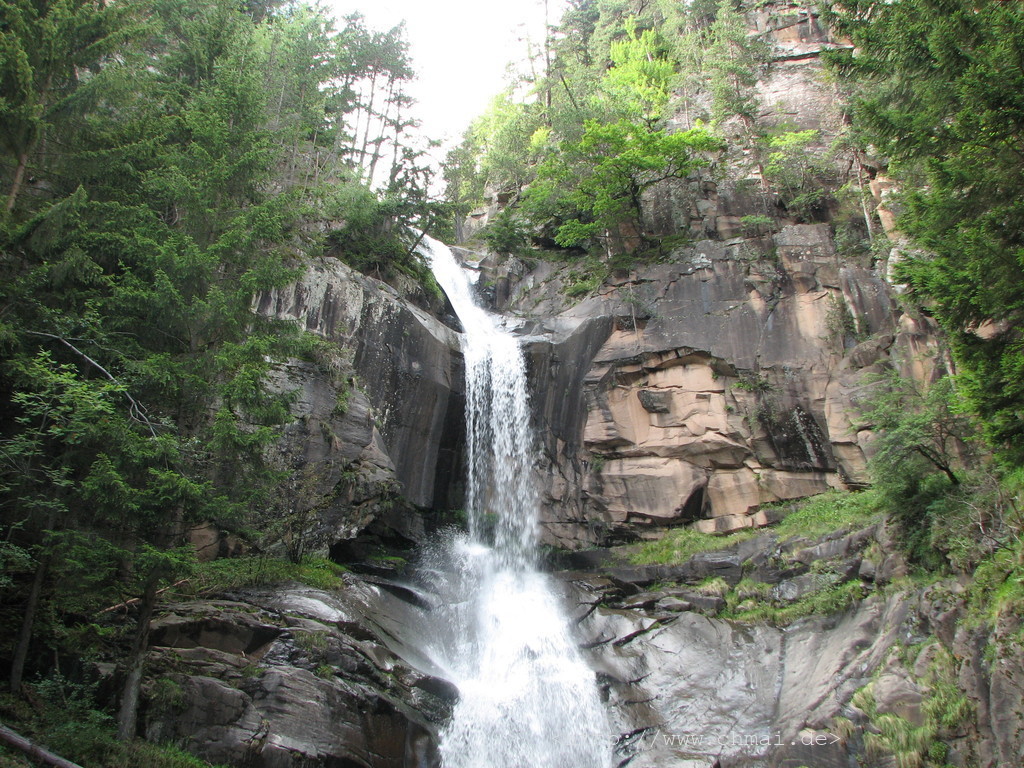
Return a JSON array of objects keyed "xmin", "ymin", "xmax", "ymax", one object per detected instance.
[{"xmin": 513, "ymin": 224, "xmax": 947, "ymax": 547}]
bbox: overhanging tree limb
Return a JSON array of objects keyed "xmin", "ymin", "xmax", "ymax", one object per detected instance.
[{"xmin": 23, "ymin": 331, "xmax": 159, "ymax": 438}]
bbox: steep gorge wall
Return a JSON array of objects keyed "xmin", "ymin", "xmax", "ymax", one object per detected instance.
[
  {"xmin": 508, "ymin": 224, "xmax": 946, "ymax": 549},
  {"xmin": 461, "ymin": 1, "xmax": 946, "ymax": 549},
  {"xmin": 252, "ymin": 257, "xmax": 465, "ymax": 557}
]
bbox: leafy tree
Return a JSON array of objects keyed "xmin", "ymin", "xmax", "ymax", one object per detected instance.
[
  {"xmin": 523, "ymin": 119, "xmax": 720, "ymax": 250},
  {"xmin": 763, "ymin": 129, "xmax": 834, "ymax": 222},
  {"xmin": 470, "ymin": 89, "xmax": 546, "ymax": 195},
  {"xmin": 824, "ymin": 0, "xmax": 1024, "ymax": 463},
  {"xmin": 858, "ymin": 370, "xmax": 984, "ymax": 564},
  {"xmin": 860, "ymin": 371, "xmax": 979, "ymax": 487},
  {"xmin": 600, "ymin": 17, "xmax": 674, "ymax": 126}
]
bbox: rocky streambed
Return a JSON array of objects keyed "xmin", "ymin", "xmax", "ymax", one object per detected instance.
[{"xmin": 141, "ymin": 513, "xmax": 1024, "ymax": 768}]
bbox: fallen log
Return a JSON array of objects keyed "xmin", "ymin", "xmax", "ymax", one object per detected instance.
[{"xmin": 0, "ymin": 722, "xmax": 85, "ymax": 768}]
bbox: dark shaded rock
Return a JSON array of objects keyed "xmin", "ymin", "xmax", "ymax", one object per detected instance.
[
  {"xmin": 690, "ymin": 551, "xmax": 744, "ymax": 586},
  {"xmin": 150, "ymin": 607, "xmax": 281, "ymax": 659},
  {"xmin": 637, "ymin": 389, "xmax": 673, "ymax": 413},
  {"xmin": 256, "ymin": 257, "xmax": 466, "ymax": 553}
]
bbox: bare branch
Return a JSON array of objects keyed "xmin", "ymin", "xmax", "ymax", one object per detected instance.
[{"xmin": 23, "ymin": 331, "xmax": 159, "ymax": 438}]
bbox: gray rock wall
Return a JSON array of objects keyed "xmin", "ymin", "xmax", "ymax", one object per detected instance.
[
  {"xmin": 142, "ymin": 581, "xmax": 452, "ymax": 768},
  {"xmin": 254, "ymin": 257, "xmax": 465, "ymax": 554}
]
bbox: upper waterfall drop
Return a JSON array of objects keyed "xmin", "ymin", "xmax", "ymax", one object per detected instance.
[
  {"xmin": 418, "ymin": 235, "xmax": 611, "ymax": 768},
  {"xmin": 421, "ymin": 235, "xmax": 538, "ymax": 568}
]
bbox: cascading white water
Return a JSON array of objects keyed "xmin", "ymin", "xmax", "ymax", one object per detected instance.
[{"xmin": 419, "ymin": 236, "xmax": 610, "ymax": 768}]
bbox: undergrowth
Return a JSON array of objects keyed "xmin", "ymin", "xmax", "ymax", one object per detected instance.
[
  {"xmin": 770, "ymin": 489, "xmax": 882, "ymax": 540},
  {"xmin": 633, "ymin": 489, "xmax": 883, "ymax": 567},
  {"xmin": 632, "ymin": 527, "xmax": 757, "ymax": 566},
  {"xmin": 726, "ymin": 579, "xmax": 866, "ymax": 625},
  {"xmin": 851, "ymin": 643, "xmax": 972, "ymax": 768},
  {"xmin": 177, "ymin": 555, "xmax": 348, "ymax": 597},
  {"xmin": 0, "ymin": 682, "xmax": 227, "ymax": 768}
]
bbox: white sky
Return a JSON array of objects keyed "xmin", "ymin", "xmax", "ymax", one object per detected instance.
[{"xmin": 328, "ymin": 0, "xmax": 553, "ymax": 150}]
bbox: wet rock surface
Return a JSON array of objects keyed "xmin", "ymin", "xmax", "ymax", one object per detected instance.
[
  {"xmin": 142, "ymin": 580, "xmax": 450, "ymax": 768},
  {"xmin": 148, "ymin": 516, "xmax": 1024, "ymax": 768}
]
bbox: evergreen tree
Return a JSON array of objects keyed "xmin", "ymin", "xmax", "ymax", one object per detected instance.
[
  {"xmin": 825, "ymin": 0, "xmax": 1024, "ymax": 462},
  {"xmin": 0, "ymin": 0, "xmax": 136, "ymax": 213},
  {"xmin": 0, "ymin": 0, "xmax": 441, "ymax": 742}
]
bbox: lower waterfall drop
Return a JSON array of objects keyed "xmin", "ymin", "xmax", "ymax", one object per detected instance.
[{"xmin": 420, "ymin": 236, "xmax": 610, "ymax": 768}]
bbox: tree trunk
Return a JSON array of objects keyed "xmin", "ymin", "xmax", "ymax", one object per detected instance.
[
  {"xmin": 5, "ymin": 150, "xmax": 31, "ymax": 213},
  {"xmin": 115, "ymin": 576, "xmax": 159, "ymax": 741},
  {"xmin": 6, "ymin": 73, "xmax": 53, "ymax": 213},
  {"xmin": 358, "ymin": 69, "xmax": 380, "ymax": 174},
  {"xmin": 855, "ymin": 153, "xmax": 875, "ymax": 242},
  {"xmin": 10, "ymin": 553, "xmax": 50, "ymax": 693}
]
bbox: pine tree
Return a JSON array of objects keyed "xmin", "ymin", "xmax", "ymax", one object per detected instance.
[{"xmin": 825, "ymin": 0, "xmax": 1024, "ymax": 462}]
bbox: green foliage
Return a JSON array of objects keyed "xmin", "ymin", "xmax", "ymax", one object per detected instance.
[
  {"xmin": 188, "ymin": 555, "xmax": 347, "ymax": 593},
  {"xmin": 480, "ymin": 209, "xmax": 531, "ymax": 257},
  {"xmin": 858, "ymin": 371, "xmax": 984, "ymax": 565},
  {"xmin": 731, "ymin": 372, "xmax": 773, "ymax": 393},
  {"xmin": 824, "ymin": 0, "xmax": 1024, "ymax": 463},
  {"xmin": 965, "ymin": 539, "xmax": 1024, "ymax": 629},
  {"xmin": 762, "ymin": 129, "xmax": 833, "ymax": 222},
  {"xmin": 294, "ymin": 630, "xmax": 329, "ymax": 654},
  {"xmin": 921, "ymin": 646, "xmax": 973, "ymax": 733},
  {"xmin": 0, "ymin": 681, "xmax": 226, "ymax": 768},
  {"xmin": 442, "ymin": 0, "xmax": 773, "ymax": 253},
  {"xmin": 706, "ymin": 0, "xmax": 770, "ymax": 126},
  {"xmin": 823, "ymin": 293, "xmax": 863, "ymax": 351},
  {"xmin": 456, "ymin": 90, "xmax": 545, "ymax": 198},
  {"xmin": 0, "ymin": 0, "xmax": 433, "ymax": 714},
  {"xmin": 600, "ymin": 17, "xmax": 675, "ymax": 125},
  {"xmin": 632, "ymin": 527, "xmax": 756, "ymax": 566},
  {"xmin": 323, "ymin": 183, "xmax": 432, "ymax": 283},
  {"xmin": 771, "ymin": 489, "xmax": 883, "ymax": 541},
  {"xmin": 851, "ymin": 642, "xmax": 973, "ymax": 768},
  {"xmin": 523, "ymin": 119, "xmax": 720, "ymax": 250},
  {"xmin": 728, "ymin": 579, "xmax": 866, "ymax": 625},
  {"xmin": 634, "ymin": 490, "xmax": 883, "ymax": 568},
  {"xmin": 563, "ymin": 260, "xmax": 605, "ymax": 298}
]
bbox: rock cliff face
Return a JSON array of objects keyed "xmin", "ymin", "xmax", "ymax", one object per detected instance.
[
  {"xmin": 563, "ymin": 521, "xmax": 1024, "ymax": 768},
  {"xmin": 253, "ymin": 258, "xmax": 465, "ymax": 557},
  {"xmin": 454, "ymin": 3, "xmax": 947, "ymax": 550},
  {"xmin": 148, "ymin": 5, "xmax": 1023, "ymax": 768},
  {"xmin": 150, "ymin": 520, "xmax": 1024, "ymax": 768},
  {"xmin": 497, "ymin": 223, "xmax": 947, "ymax": 550}
]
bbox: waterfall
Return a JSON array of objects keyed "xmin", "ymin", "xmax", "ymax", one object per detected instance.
[{"xmin": 419, "ymin": 236, "xmax": 610, "ymax": 768}]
